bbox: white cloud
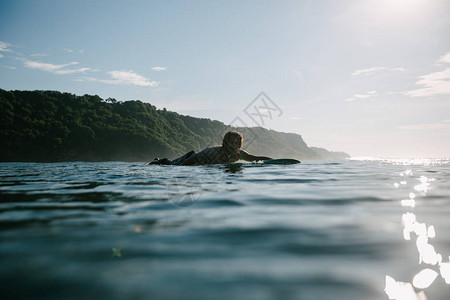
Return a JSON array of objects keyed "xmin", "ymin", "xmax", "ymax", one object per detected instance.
[
  {"xmin": 289, "ymin": 117, "xmax": 301, "ymax": 120},
  {"xmin": 64, "ymin": 48, "xmax": 84, "ymax": 54},
  {"xmin": 404, "ymin": 52, "xmax": 450, "ymax": 97},
  {"xmin": 30, "ymin": 53, "xmax": 47, "ymax": 57},
  {"xmin": 398, "ymin": 120, "xmax": 450, "ymax": 130},
  {"xmin": 0, "ymin": 41, "xmax": 13, "ymax": 52},
  {"xmin": 404, "ymin": 68, "xmax": 450, "ymax": 97},
  {"xmin": 0, "ymin": 54, "xmax": 3, "ymax": 58},
  {"xmin": 109, "ymin": 70, "xmax": 158, "ymax": 86},
  {"xmin": 438, "ymin": 52, "xmax": 450, "ymax": 64},
  {"xmin": 23, "ymin": 60, "xmax": 90, "ymax": 74},
  {"xmin": 345, "ymin": 90, "xmax": 377, "ymax": 101},
  {"xmin": 352, "ymin": 66, "xmax": 405, "ymax": 76},
  {"xmin": 152, "ymin": 66, "xmax": 167, "ymax": 71},
  {"xmin": 82, "ymin": 70, "xmax": 158, "ymax": 87}
]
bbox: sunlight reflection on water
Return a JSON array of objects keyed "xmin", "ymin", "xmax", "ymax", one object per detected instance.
[{"xmin": 385, "ymin": 161, "xmax": 450, "ymax": 299}]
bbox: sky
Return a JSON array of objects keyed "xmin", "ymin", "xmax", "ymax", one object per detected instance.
[{"xmin": 1, "ymin": 0, "xmax": 449, "ymax": 158}]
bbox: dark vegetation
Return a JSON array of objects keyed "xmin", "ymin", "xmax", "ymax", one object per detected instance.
[{"xmin": 0, "ymin": 89, "xmax": 349, "ymax": 162}]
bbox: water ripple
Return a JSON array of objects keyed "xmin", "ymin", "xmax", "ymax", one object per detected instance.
[{"xmin": 0, "ymin": 161, "xmax": 449, "ymax": 299}]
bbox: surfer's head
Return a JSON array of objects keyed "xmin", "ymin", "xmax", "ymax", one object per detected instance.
[{"xmin": 222, "ymin": 131, "xmax": 243, "ymax": 154}]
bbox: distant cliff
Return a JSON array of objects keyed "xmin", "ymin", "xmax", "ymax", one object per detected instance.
[
  {"xmin": 310, "ymin": 147, "xmax": 350, "ymax": 161},
  {"xmin": 0, "ymin": 89, "xmax": 349, "ymax": 162}
]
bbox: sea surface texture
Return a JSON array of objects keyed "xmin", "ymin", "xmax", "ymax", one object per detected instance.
[{"xmin": 1, "ymin": 159, "xmax": 449, "ymax": 299}]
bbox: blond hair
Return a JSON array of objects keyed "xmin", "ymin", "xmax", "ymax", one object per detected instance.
[{"xmin": 222, "ymin": 131, "xmax": 243, "ymax": 154}]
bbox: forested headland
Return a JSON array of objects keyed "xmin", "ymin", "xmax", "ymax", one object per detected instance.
[{"xmin": 0, "ymin": 89, "xmax": 349, "ymax": 162}]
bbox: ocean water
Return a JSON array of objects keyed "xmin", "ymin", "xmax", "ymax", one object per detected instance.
[{"xmin": 0, "ymin": 159, "xmax": 449, "ymax": 300}]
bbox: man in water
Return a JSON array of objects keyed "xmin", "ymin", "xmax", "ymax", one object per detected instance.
[{"xmin": 149, "ymin": 131, "xmax": 272, "ymax": 165}]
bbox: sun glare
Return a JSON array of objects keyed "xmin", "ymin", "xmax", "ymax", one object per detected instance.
[
  {"xmin": 365, "ymin": 0, "xmax": 436, "ymax": 27},
  {"xmin": 382, "ymin": 0, "xmax": 425, "ymax": 10}
]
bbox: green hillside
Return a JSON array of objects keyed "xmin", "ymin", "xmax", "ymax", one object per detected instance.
[{"xmin": 0, "ymin": 89, "xmax": 349, "ymax": 162}]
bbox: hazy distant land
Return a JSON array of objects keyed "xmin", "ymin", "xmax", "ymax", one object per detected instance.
[{"xmin": 0, "ymin": 89, "xmax": 349, "ymax": 162}]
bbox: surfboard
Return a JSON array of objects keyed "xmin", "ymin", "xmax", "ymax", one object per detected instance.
[
  {"xmin": 262, "ymin": 158, "xmax": 301, "ymax": 165},
  {"xmin": 149, "ymin": 158, "xmax": 301, "ymax": 166}
]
